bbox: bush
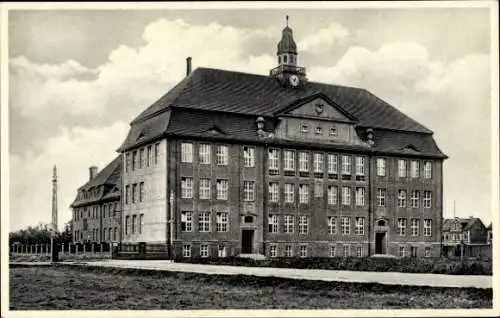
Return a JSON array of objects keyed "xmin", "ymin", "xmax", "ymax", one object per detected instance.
[{"xmin": 177, "ymin": 257, "xmax": 492, "ymax": 276}]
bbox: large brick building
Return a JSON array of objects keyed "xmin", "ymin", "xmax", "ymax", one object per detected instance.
[
  {"xmin": 71, "ymin": 156, "xmax": 122, "ymax": 244},
  {"xmin": 79, "ymin": 20, "xmax": 447, "ymax": 258}
]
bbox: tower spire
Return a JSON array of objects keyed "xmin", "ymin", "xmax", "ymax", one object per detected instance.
[
  {"xmin": 286, "ymin": 15, "xmax": 289, "ymax": 27},
  {"xmin": 52, "ymin": 165, "xmax": 58, "ymax": 232}
]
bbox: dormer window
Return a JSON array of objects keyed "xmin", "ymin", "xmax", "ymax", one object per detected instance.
[
  {"xmin": 301, "ymin": 124, "xmax": 309, "ymax": 133},
  {"xmin": 315, "ymin": 127, "xmax": 322, "ymax": 135},
  {"xmin": 329, "ymin": 127, "xmax": 337, "ymax": 137}
]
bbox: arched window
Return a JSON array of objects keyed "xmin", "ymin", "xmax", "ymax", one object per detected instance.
[
  {"xmin": 377, "ymin": 220, "xmax": 386, "ymax": 227},
  {"xmin": 284, "ymin": 55, "xmax": 288, "ymax": 63}
]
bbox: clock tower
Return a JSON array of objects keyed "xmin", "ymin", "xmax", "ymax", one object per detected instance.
[{"xmin": 270, "ymin": 16, "xmax": 307, "ymax": 88}]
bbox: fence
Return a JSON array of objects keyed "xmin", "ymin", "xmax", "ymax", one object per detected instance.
[{"xmin": 10, "ymin": 242, "xmax": 113, "ymax": 261}]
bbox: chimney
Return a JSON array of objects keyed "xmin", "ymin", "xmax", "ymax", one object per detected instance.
[
  {"xmin": 186, "ymin": 57, "xmax": 192, "ymax": 76},
  {"xmin": 89, "ymin": 166, "xmax": 98, "ymax": 180}
]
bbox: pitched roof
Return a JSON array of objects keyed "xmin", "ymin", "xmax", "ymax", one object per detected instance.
[
  {"xmin": 131, "ymin": 67, "xmax": 432, "ymax": 134},
  {"xmin": 71, "ymin": 155, "xmax": 122, "ymax": 207},
  {"xmin": 443, "ymin": 217, "xmax": 484, "ymax": 231}
]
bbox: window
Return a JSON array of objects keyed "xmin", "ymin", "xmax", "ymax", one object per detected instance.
[
  {"xmin": 132, "ymin": 215, "xmax": 137, "ymax": 234},
  {"xmin": 341, "ymin": 217, "xmax": 351, "ymax": 235},
  {"xmin": 199, "ymin": 212, "xmax": 211, "ymax": 232},
  {"xmin": 355, "ymin": 157, "xmax": 365, "ymax": 176},
  {"xmin": 314, "ymin": 181, "xmax": 323, "ymax": 198},
  {"xmin": 284, "ymin": 215, "xmax": 294, "ymax": 233},
  {"xmin": 329, "ymin": 127, "xmax": 337, "ymax": 136},
  {"xmin": 132, "ymin": 184, "xmax": 137, "ymax": 203},
  {"xmin": 376, "ymin": 158, "xmax": 386, "ymax": 176},
  {"xmin": 114, "ymin": 203, "xmax": 118, "ymax": 217},
  {"xmin": 355, "ymin": 187, "xmax": 365, "ymax": 206},
  {"xmin": 139, "ymin": 148, "xmax": 144, "ymax": 169},
  {"xmin": 411, "ymin": 191, "xmax": 420, "ymax": 208},
  {"xmin": 411, "ymin": 219, "xmax": 420, "ymax": 236},
  {"xmin": 216, "ymin": 212, "xmax": 228, "ymax": 232},
  {"xmin": 424, "ymin": 161, "xmax": 432, "ymax": 179},
  {"xmin": 424, "ymin": 219, "xmax": 432, "ymax": 237},
  {"xmin": 329, "ymin": 246, "xmax": 336, "ymax": 257},
  {"xmin": 102, "ymin": 205, "xmax": 107, "ymax": 219},
  {"xmin": 181, "ymin": 211, "xmax": 193, "ymax": 232},
  {"xmin": 376, "ymin": 188, "xmax": 386, "ymax": 207},
  {"xmin": 139, "ymin": 214, "xmax": 144, "ymax": 234},
  {"xmin": 399, "ymin": 246, "xmax": 406, "ymax": 257},
  {"xmin": 327, "ymin": 185, "xmax": 338, "ymax": 205},
  {"xmin": 343, "ymin": 245, "xmax": 350, "ymax": 257},
  {"xmin": 243, "ymin": 181, "xmax": 255, "ymax": 201},
  {"xmin": 398, "ymin": 190, "xmax": 407, "ymax": 208},
  {"xmin": 216, "ymin": 145, "xmax": 228, "ymax": 165},
  {"xmin": 356, "ymin": 246, "xmax": 363, "ymax": 257},
  {"xmin": 154, "ymin": 143, "xmax": 160, "ymax": 164},
  {"xmin": 284, "ymin": 150, "xmax": 295, "ymax": 171},
  {"xmin": 139, "ymin": 182, "xmax": 144, "ymax": 202},
  {"xmin": 218, "ymin": 245, "xmax": 227, "ymax": 258},
  {"xmin": 270, "ymin": 245, "xmax": 277, "ymax": 257},
  {"xmin": 113, "ymin": 227, "xmax": 117, "ymax": 241},
  {"xmin": 299, "ymin": 152, "xmax": 309, "ymax": 172},
  {"xmin": 243, "ymin": 146, "xmax": 255, "ymax": 167},
  {"xmin": 301, "ymin": 124, "xmax": 308, "ymax": 133},
  {"xmin": 181, "ymin": 177, "xmax": 193, "ymax": 198},
  {"xmin": 268, "ymin": 215, "xmax": 279, "ymax": 233},
  {"xmin": 216, "ymin": 179, "xmax": 228, "ymax": 200},
  {"xmin": 342, "ymin": 187, "xmax": 351, "ymax": 206},
  {"xmin": 313, "ymin": 153, "xmax": 324, "ymax": 173},
  {"xmin": 411, "ymin": 246, "xmax": 417, "ymax": 258},
  {"xmin": 200, "ymin": 244, "xmax": 209, "ymax": 258},
  {"xmin": 199, "ymin": 144, "xmax": 211, "ymax": 164},
  {"xmin": 181, "ymin": 142, "xmax": 193, "ymax": 163},
  {"xmin": 355, "ymin": 217, "xmax": 365, "ymax": 235},
  {"xmin": 183, "ymin": 244, "xmax": 191, "ymax": 258},
  {"xmin": 341, "ymin": 155, "xmax": 351, "ymax": 175},
  {"xmin": 398, "ymin": 159, "xmax": 407, "ymax": 177},
  {"xmin": 411, "ymin": 161, "xmax": 420, "ymax": 178},
  {"xmin": 398, "ymin": 218, "xmax": 407, "ymax": 236},
  {"xmin": 269, "ymin": 182, "xmax": 279, "ymax": 202},
  {"xmin": 328, "ymin": 216, "xmax": 337, "ymax": 234},
  {"xmin": 423, "ymin": 191, "xmax": 432, "ymax": 208},
  {"xmin": 132, "ymin": 151, "xmax": 137, "ymax": 171},
  {"xmin": 299, "ymin": 184, "xmax": 309, "ymax": 204},
  {"xmin": 328, "ymin": 154, "xmax": 338, "ymax": 174},
  {"xmin": 424, "ymin": 246, "xmax": 431, "ymax": 257},
  {"xmin": 299, "ymin": 245, "xmax": 307, "ymax": 258},
  {"xmin": 147, "ymin": 145, "xmax": 152, "ymax": 167},
  {"xmin": 299, "ymin": 216, "xmax": 309, "ymax": 234},
  {"xmin": 284, "ymin": 183, "xmax": 295, "ymax": 203},
  {"xmin": 125, "ymin": 153, "xmax": 131, "ymax": 173},
  {"xmin": 284, "ymin": 245, "xmax": 293, "ymax": 257},
  {"xmin": 244, "ymin": 216, "xmax": 253, "ymax": 223},
  {"xmin": 315, "ymin": 127, "xmax": 322, "ymax": 135},
  {"xmin": 268, "ymin": 149, "xmax": 279, "ymax": 171},
  {"xmin": 199, "ymin": 179, "xmax": 211, "ymax": 200}
]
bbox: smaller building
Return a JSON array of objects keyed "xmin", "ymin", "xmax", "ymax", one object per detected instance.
[
  {"xmin": 442, "ymin": 217, "xmax": 488, "ymax": 245},
  {"xmin": 70, "ymin": 156, "xmax": 122, "ymax": 244}
]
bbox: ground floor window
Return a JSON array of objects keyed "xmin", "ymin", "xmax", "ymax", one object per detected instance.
[
  {"xmin": 299, "ymin": 245, "xmax": 307, "ymax": 258},
  {"xmin": 200, "ymin": 244, "xmax": 209, "ymax": 258},
  {"xmin": 329, "ymin": 246, "xmax": 336, "ymax": 257},
  {"xmin": 343, "ymin": 245, "xmax": 350, "ymax": 257},
  {"xmin": 424, "ymin": 246, "xmax": 431, "ymax": 257},
  {"xmin": 399, "ymin": 246, "xmax": 405, "ymax": 257},
  {"xmin": 269, "ymin": 245, "xmax": 277, "ymax": 257},
  {"xmin": 284, "ymin": 245, "xmax": 293, "ymax": 257},
  {"xmin": 356, "ymin": 246, "xmax": 363, "ymax": 257},
  {"xmin": 183, "ymin": 244, "xmax": 191, "ymax": 258},
  {"xmin": 411, "ymin": 246, "xmax": 417, "ymax": 257},
  {"xmin": 218, "ymin": 245, "xmax": 226, "ymax": 258}
]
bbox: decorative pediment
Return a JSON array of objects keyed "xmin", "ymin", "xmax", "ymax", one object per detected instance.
[{"xmin": 275, "ymin": 93, "xmax": 357, "ymax": 123}]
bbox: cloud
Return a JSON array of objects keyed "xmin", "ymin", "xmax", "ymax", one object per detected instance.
[
  {"xmin": 9, "ymin": 122, "xmax": 129, "ymax": 231},
  {"xmin": 299, "ymin": 22, "xmax": 350, "ymax": 52}
]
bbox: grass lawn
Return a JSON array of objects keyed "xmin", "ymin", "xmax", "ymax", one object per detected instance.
[{"xmin": 9, "ymin": 265, "xmax": 492, "ymax": 310}]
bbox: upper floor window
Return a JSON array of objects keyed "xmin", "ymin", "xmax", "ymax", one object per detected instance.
[
  {"xmin": 301, "ymin": 124, "xmax": 309, "ymax": 134},
  {"xmin": 284, "ymin": 215, "xmax": 294, "ymax": 233},
  {"xmin": 154, "ymin": 143, "xmax": 160, "ymax": 164},
  {"xmin": 299, "ymin": 152, "xmax": 309, "ymax": 172},
  {"xmin": 243, "ymin": 181, "xmax": 255, "ymax": 201},
  {"xmin": 181, "ymin": 143, "xmax": 193, "ymax": 163},
  {"xmin": 199, "ymin": 179, "xmax": 211, "ymax": 200},
  {"xmin": 268, "ymin": 149, "xmax": 279, "ymax": 171},
  {"xmin": 216, "ymin": 145, "xmax": 228, "ymax": 165},
  {"xmin": 329, "ymin": 127, "xmax": 337, "ymax": 137},
  {"xmin": 342, "ymin": 186, "xmax": 351, "ymax": 206},
  {"xmin": 216, "ymin": 179, "xmax": 228, "ymax": 200},
  {"xmin": 355, "ymin": 187, "xmax": 365, "ymax": 206},
  {"xmin": 376, "ymin": 158, "xmax": 386, "ymax": 176},
  {"xmin": 424, "ymin": 219, "xmax": 432, "ymax": 237},
  {"xmin": 328, "ymin": 154, "xmax": 338, "ymax": 174},
  {"xmin": 125, "ymin": 153, "xmax": 131, "ymax": 173},
  {"xmin": 132, "ymin": 184, "xmax": 137, "ymax": 203},
  {"xmin": 313, "ymin": 153, "xmax": 324, "ymax": 173},
  {"xmin": 341, "ymin": 217, "xmax": 351, "ymax": 235},
  {"xmin": 298, "ymin": 216, "xmax": 309, "ymax": 234},
  {"xmin": 269, "ymin": 215, "xmax": 279, "ymax": 233},
  {"xmin": 341, "ymin": 155, "xmax": 351, "ymax": 175},
  {"xmin": 132, "ymin": 151, "xmax": 137, "ymax": 171},
  {"xmin": 411, "ymin": 191, "xmax": 420, "ymax": 208},
  {"xmin": 398, "ymin": 159, "xmax": 407, "ymax": 177},
  {"xmin": 181, "ymin": 211, "xmax": 193, "ymax": 232},
  {"xmin": 199, "ymin": 144, "xmax": 211, "ymax": 164},
  {"xmin": 139, "ymin": 182, "xmax": 144, "ymax": 202},
  {"xmin": 411, "ymin": 219, "xmax": 420, "ymax": 236},
  {"xmin": 424, "ymin": 161, "xmax": 432, "ymax": 179},
  {"xmin": 268, "ymin": 182, "xmax": 279, "ymax": 203},
  {"xmin": 284, "ymin": 150, "xmax": 295, "ymax": 171},
  {"xmin": 398, "ymin": 189, "xmax": 407, "ymax": 208},
  {"xmin": 243, "ymin": 146, "xmax": 255, "ymax": 167},
  {"xmin": 216, "ymin": 212, "xmax": 228, "ymax": 232},
  {"xmin": 315, "ymin": 127, "xmax": 322, "ymax": 135},
  {"xmin": 423, "ymin": 191, "xmax": 432, "ymax": 208},
  {"xmin": 299, "ymin": 184, "xmax": 309, "ymax": 204},
  {"xmin": 355, "ymin": 157, "xmax": 365, "ymax": 176},
  {"xmin": 147, "ymin": 145, "xmax": 152, "ymax": 167},
  {"xmin": 398, "ymin": 218, "xmax": 407, "ymax": 236},
  {"xmin": 139, "ymin": 148, "xmax": 144, "ymax": 169},
  {"xmin": 181, "ymin": 177, "xmax": 193, "ymax": 198},
  {"xmin": 284, "ymin": 183, "xmax": 295, "ymax": 203},
  {"xmin": 199, "ymin": 212, "xmax": 211, "ymax": 232},
  {"xmin": 327, "ymin": 185, "xmax": 338, "ymax": 205},
  {"xmin": 355, "ymin": 217, "xmax": 365, "ymax": 235},
  {"xmin": 376, "ymin": 188, "xmax": 386, "ymax": 207},
  {"xmin": 411, "ymin": 160, "xmax": 420, "ymax": 178}
]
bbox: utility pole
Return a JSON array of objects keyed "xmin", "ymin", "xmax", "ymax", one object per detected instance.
[{"xmin": 51, "ymin": 165, "xmax": 58, "ymax": 262}]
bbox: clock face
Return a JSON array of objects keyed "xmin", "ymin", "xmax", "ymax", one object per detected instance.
[{"xmin": 289, "ymin": 75, "xmax": 300, "ymax": 87}]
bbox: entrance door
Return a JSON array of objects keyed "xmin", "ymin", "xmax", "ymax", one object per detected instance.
[
  {"xmin": 375, "ymin": 232, "xmax": 386, "ymax": 254},
  {"xmin": 241, "ymin": 230, "xmax": 254, "ymax": 254}
]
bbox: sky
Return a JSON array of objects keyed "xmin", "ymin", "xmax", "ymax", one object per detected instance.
[{"xmin": 5, "ymin": 3, "xmax": 496, "ymax": 231}]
